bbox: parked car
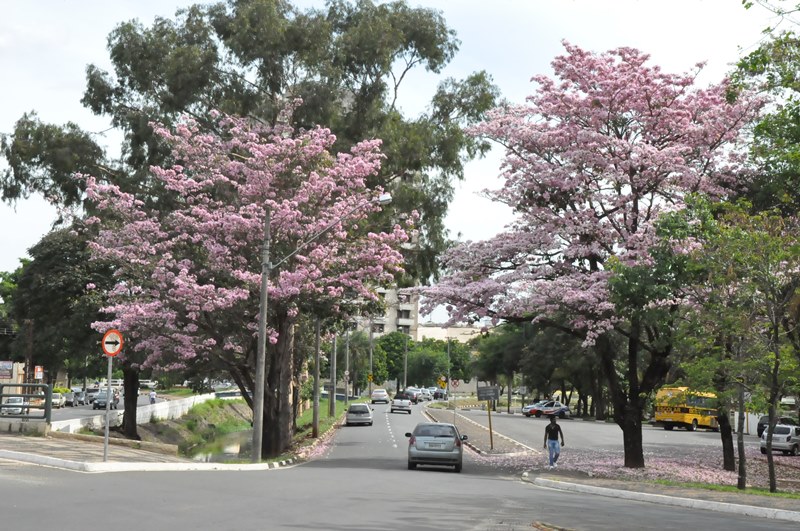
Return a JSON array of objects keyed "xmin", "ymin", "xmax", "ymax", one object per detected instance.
[
  {"xmin": 406, "ymin": 422, "xmax": 467, "ymax": 473},
  {"xmin": 370, "ymin": 388, "xmax": 390, "ymax": 404},
  {"xmin": 757, "ymin": 415, "xmax": 798, "ymax": 437},
  {"xmin": 1, "ymin": 396, "xmax": 27, "ymax": 415},
  {"xmin": 93, "ymin": 390, "xmax": 120, "ymax": 410},
  {"xmin": 391, "ymin": 392, "xmax": 412, "ymax": 414},
  {"xmin": 760, "ymin": 424, "xmax": 800, "ymax": 456},
  {"xmin": 345, "ymin": 403, "xmax": 374, "ymax": 426},
  {"xmin": 51, "ymin": 392, "xmax": 66, "ymax": 409},
  {"xmin": 522, "ymin": 400, "xmax": 549, "ymax": 417},
  {"xmin": 526, "ymin": 400, "xmax": 571, "ymax": 419}
]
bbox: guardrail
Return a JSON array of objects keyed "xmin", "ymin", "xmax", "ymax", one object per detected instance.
[{"xmin": 0, "ymin": 383, "xmax": 53, "ymax": 422}]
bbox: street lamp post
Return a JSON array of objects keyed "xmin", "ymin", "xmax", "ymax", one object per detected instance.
[
  {"xmin": 329, "ymin": 335, "xmax": 337, "ymax": 417},
  {"xmin": 403, "ymin": 334, "xmax": 408, "ymax": 390},
  {"xmin": 252, "ymin": 209, "xmax": 271, "ymax": 463},
  {"xmin": 252, "ymin": 193, "xmax": 391, "ymax": 461},
  {"xmin": 368, "ymin": 320, "xmax": 374, "ymax": 396},
  {"xmin": 344, "ymin": 329, "xmax": 350, "ymax": 407}
]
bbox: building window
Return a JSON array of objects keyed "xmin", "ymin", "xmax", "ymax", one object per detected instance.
[
  {"xmin": 398, "ymin": 293, "xmax": 410, "ymax": 304},
  {"xmin": 398, "ymin": 325, "xmax": 410, "ymax": 335},
  {"xmin": 398, "ymin": 310, "xmax": 411, "ymax": 319},
  {"xmin": 372, "ymin": 323, "xmax": 385, "ymax": 334}
]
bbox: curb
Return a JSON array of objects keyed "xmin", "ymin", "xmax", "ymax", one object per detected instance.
[
  {"xmin": 0, "ymin": 449, "xmax": 295, "ymax": 473},
  {"xmin": 529, "ymin": 476, "xmax": 800, "ymax": 524}
]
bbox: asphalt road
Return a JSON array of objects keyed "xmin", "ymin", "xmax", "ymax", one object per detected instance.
[
  {"xmin": 0, "ymin": 401, "xmax": 794, "ymax": 530},
  {"xmin": 458, "ymin": 408, "xmax": 762, "ymax": 453},
  {"xmin": 49, "ymin": 394, "xmax": 153, "ymax": 421}
]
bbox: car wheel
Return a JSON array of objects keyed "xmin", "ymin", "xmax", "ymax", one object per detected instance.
[
  {"xmin": 791, "ymin": 445, "xmax": 799, "ymax": 456},
  {"xmin": 664, "ymin": 425, "xmax": 674, "ymax": 431},
  {"xmin": 407, "ymin": 411, "xmax": 412, "ymax": 414},
  {"xmin": 761, "ymin": 447, "xmax": 767, "ymax": 454},
  {"xmin": 535, "ymin": 412, "xmax": 542, "ymax": 418},
  {"xmin": 390, "ymin": 409, "xmax": 395, "ymax": 413},
  {"xmin": 368, "ymin": 422, "xmax": 373, "ymax": 426},
  {"xmin": 454, "ymin": 462, "xmax": 462, "ymax": 473},
  {"xmin": 687, "ymin": 419, "xmax": 697, "ymax": 431},
  {"xmin": 407, "ymin": 462, "xmax": 416, "ymax": 470},
  {"xmin": 558, "ymin": 411, "xmax": 566, "ymax": 419},
  {"xmin": 345, "ymin": 422, "xmax": 351, "ymax": 426}
]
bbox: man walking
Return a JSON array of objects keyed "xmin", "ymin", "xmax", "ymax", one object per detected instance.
[{"xmin": 543, "ymin": 415, "xmax": 565, "ymax": 469}]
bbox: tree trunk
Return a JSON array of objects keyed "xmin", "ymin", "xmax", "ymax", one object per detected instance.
[
  {"xmin": 717, "ymin": 410, "xmax": 735, "ymax": 471},
  {"xmin": 618, "ymin": 402, "xmax": 645, "ymax": 468},
  {"xmin": 262, "ymin": 314, "xmax": 295, "ymax": 458},
  {"xmin": 120, "ymin": 363, "xmax": 140, "ymax": 439}
]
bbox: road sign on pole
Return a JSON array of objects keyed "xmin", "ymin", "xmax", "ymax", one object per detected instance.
[{"xmin": 101, "ymin": 329, "xmax": 124, "ymax": 357}]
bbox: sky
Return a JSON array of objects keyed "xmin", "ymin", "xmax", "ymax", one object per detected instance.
[{"xmin": 0, "ymin": 0, "xmax": 786, "ymax": 278}]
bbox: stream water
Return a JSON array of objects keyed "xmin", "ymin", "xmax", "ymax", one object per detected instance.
[{"xmin": 189, "ymin": 429, "xmax": 253, "ymax": 462}]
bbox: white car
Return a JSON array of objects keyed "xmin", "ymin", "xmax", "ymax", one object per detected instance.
[
  {"xmin": 370, "ymin": 388, "xmax": 389, "ymax": 404},
  {"xmin": 51, "ymin": 392, "xmax": 66, "ymax": 408},
  {"xmin": 419, "ymin": 388, "xmax": 432, "ymax": 401},
  {"xmin": 345, "ymin": 403, "xmax": 374, "ymax": 426},
  {"xmin": 1, "ymin": 397, "xmax": 26, "ymax": 415},
  {"xmin": 761, "ymin": 424, "xmax": 800, "ymax": 456}
]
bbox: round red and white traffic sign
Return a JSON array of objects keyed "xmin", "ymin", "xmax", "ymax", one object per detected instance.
[{"xmin": 102, "ymin": 329, "xmax": 124, "ymax": 357}]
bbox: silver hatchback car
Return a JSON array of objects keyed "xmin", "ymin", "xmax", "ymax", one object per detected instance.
[
  {"xmin": 760, "ymin": 424, "xmax": 800, "ymax": 456},
  {"xmin": 345, "ymin": 403, "xmax": 374, "ymax": 426},
  {"xmin": 405, "ymin": 422, "xmax": 467, "ymax": 472}
]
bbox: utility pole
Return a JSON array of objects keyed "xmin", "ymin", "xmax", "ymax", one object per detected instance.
[
  {"xmin": 252, "ymin": 208, "xmax": 270, "ymax": 463},
  {"xmin": 368, "ymin": 319, "xmax": 374, "ymax": 395},
  {"xmin": 313, "ymin": 318, "xmax": 321, "ymax": 438},
  {"xmin": 403, "ymin": 334, "xmax": 408, "ymax": 390},
  {"xmin": 329, "ymin": 335, "xmax": 337, "ymax": 417},
  {"xmin": 344, "ymin": 329, "xmax": 350, "ymax": 407}
]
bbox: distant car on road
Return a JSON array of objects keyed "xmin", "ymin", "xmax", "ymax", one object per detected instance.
[
  {"xmin": 419, "ymin": 388, "xmax": 432, "ymax": 401},
  {"xmin": 345, "ymin": 403, "xmax": 374, "ymax": 426},
  {"xmin": 370, "ymin": 388, "xmax": 390, "ymax": 404},
  {"xmin": 93, "ymin": 390, "xmax": 120, "ymax": 410},
  {"xmin": 433, "ymin": 388, "xmax": 447, "ymax": 400},
  {"xmin": 522, "ymin": 400, "xmax": 549, "ymax": 417},
  {"xmin": 405, "ymin": 387, "xmax": 422, "ymax": 404},
  {"xmin": 85, "ymin": 388, "xmax": 101, "ymax": 403},
  {"xmin": 391, "ymin": 392, "xmax": 412, "ymax": 414},
  {"xmin": 526, "ymin": 400, "xmax": 571, "ymax": 419},
  {"xmin": 406, "ymin": 422, "xmax": 467, "ymax": 473}
]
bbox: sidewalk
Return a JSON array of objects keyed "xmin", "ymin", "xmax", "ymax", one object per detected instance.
[
  {"xmin": 424, "ymin": 406, "xmax": 800, "ymax": 523},
  {"xmin": 0, "ymin": 432, "xmax": 293, "ymax": 472}
]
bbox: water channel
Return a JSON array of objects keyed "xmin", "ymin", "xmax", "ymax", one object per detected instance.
[{"xmin": 190, "ymin": 429, "xmax": 253, "ymax": 462}]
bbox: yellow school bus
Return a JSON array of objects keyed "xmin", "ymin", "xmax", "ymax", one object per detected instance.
[{"xmin": 655, "ymin": 387, "xmax": 719, "ymax": 432}]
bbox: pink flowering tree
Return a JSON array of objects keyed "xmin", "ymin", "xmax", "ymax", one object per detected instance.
[
  {"xmin": 420, "ymin": 43, "xmax": 763, "ymax": 468},
  {"xmin": 84, "ymin": 110, "xmax": 409, "ymax": 457}
]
